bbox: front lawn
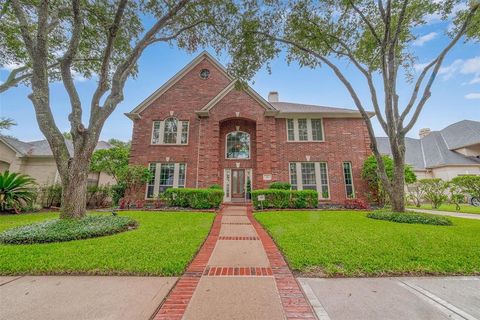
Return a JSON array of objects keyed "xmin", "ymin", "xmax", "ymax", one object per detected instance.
[
  {"xmin": 0, "ymin": 211, "xmax": 214, "ymax": 276},
  {"xmin": 408, "ymin": 203, "xmax": 480, "ymax": 214},
  {"xmin": 255, "ymin": 210, "xmax": 480, "ymax": 277}
]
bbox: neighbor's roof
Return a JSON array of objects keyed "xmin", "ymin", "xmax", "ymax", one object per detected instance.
[
  {"xmin": 0, "ymin": 136, "xmax": 111, "ymax": 157},
  {"xmin": 126, "ymin": 51, "xmax": 374, "ymax": 120},
  {"xmin": 376, "ymin": 120, "xmax": 480, "ymax": 170}
]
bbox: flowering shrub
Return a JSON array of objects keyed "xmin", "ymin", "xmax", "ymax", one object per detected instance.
[{"xmin": 344, "ymin": 198, "xmax": 370, "ymax": 210}]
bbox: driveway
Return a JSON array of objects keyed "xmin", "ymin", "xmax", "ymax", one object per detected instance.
[
  {"xmin": 300, "ymin": 276, "xmax": 480, "ymax": 320},
  {"xmin": 408, "ymin": 208, "xmax": 480, "ymax": 220},
  {"xmin": 0, "ymin": 276, "xmax": 176, "ymax": 320}
]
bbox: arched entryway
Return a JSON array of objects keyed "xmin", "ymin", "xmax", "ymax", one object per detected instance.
[{"xmin": 219, "ymin": 118, "xmax": 256, "ymax": 202}]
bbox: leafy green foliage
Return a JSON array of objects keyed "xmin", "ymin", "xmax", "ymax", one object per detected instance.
[
  {"xmin": 256, "ymin": 210, "xmax": 480, "ymax": 276},
  {"xmin": 164, "ymin": 188, "xmax": 224, "ymax": 209},
  {"xmin": 0, "ymin": 171, "xmax": 36, "ymax": 212},
  {"xmin": 90, "ymin": 145, "xmax": 130, "ymax": 183},
  {"xmin": 0, "ymin": 211, "xmax": 214, "ymax": 275},
  {"xmin": 269, "ymin": 182, "xmax": 292, "ymax": 190},
  {"xmin": 362, "ymin": 155, "xmax": 416, "ymax": 204},
  {"xmin": 208, "ymin": 184, "xmax": 222, "ymax": 189},
  {"xmin": 451, "ymin": 175, "xmax": 480, "ymax": 198},
  {"xmin": 367, "ymin": 211, "xmax": 452, "ymax": 226},
  {"xmin": 0, "ymin": 117, "xmax": 16, "ymax": 130},
  {"xmin": 38, "ymin": 184, "xmax": 62, "ymax": 208},
  {"xmin": 418, "ymin": 179, "xmax": 449, "ymax": 209},
  {"xmin": 117, "ymin": 165, "xmax": 152, "ymax": 200},
  {"xmin": 0, "ymin": 215, "xmax": 137, "ymax": 244},
  {"xmin": 251, "ymin": 189, "xmax": 318, "ymax": 209}
]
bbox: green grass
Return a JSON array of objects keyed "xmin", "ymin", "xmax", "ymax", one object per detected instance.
[
  {"xmin": 255, "ymin": 210, "xmax": 480, "ymax": 277},
  {"xmin": 408, "ymin": 203, "xmax": 480, "ymax": 214},
  {"xmin": 0, "ymin": 211, "xmax": 214, "ymax": 276}
]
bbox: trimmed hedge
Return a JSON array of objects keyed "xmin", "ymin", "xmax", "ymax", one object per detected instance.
[
  {"xmin": 0, "ymin": 215, "xmax": 137, "ymax": 244},
  {"xmin": 164, "ymin": 188, "xmax": 224, "ymax": 209},
  {"xmin": 251, "ymin": 189, "xmax": 318, "ymax": 209},
  {"xmin": 269, "ymin": 182, "xmax": 292, "ymax": 190},
  {"xmin": 367, "ymin": 211, "xmax": 452, "ymax": 226}
]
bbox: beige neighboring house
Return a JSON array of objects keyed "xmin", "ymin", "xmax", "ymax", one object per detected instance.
[
  {"xmin": 0, "ymin": 136, "xmax": 115, "ymax": 186},
  {"xmin": 377, "ymin": 120, "xmax": 480, "ymax": 180}
]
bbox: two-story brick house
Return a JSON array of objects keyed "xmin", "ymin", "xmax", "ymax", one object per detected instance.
[{"xmin": 126, "ymin": 52, "xmax": 374, "ymax": 204}]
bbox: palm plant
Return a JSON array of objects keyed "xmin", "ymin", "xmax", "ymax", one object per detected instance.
[{"xmin": 0, "ymin": 171, "xmax": 36, "ymax": 213}]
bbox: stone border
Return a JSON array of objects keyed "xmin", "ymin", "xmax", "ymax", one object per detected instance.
[
  {"xmin": 247, "ymin": 204, "xmax": 318, "ymax": 320},
  {"xmin": 152, "ymin": 213, "xmax": 222, "ymax": 320}
]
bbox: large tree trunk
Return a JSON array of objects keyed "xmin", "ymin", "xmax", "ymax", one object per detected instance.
[
  {"xmin": 59, "ymin": 155, "xmax": 91, "ymax": 219},
  {"xmin": 390, "ymin": 139, "xmax": 406, "ymax": 212}
]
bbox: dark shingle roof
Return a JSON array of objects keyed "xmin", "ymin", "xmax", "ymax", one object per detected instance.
[
  {"xmin": 376, "ymin": 120, "xmax": 480, "ymax": 170},
  {"xmin": 272, "ymin": 102, "xmax": 364, "ymax": 115},
  {"xmin": 0, "ymin": 136, "xmax": 112, "ymax": 156}
]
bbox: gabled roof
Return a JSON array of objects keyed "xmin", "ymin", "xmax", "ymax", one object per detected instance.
[
  {"xmin": 376, "ymin": 120, "xmax": 480, "ymax": 170},
  {"xmin": 196, "ymin": 80, "xmax": 277, "ymax": 117},
  {"xmin": 126, "ymin": 51, "xmax": 233, "ymax": 120},
  {"xmin": 125, "ymin": 51, "xmax": 374, "ymax": 120},
  {"xmin": 0, "ymin": 136, "xmax": 112, "ymax": 157}
]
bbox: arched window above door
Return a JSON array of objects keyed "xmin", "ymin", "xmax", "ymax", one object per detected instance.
[{"xmin": 226, "ymin": 131, "xmax": 250, "ymax": 159}]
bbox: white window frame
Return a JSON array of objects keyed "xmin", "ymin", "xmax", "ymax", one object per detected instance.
[
  {"xmin": 151, "ymin": 119, "xmax": 189, "ymax": 145},
  {"xmin": 285, "ymin": 118, "xmax": 325, "ymax": 142},
  {"xmin": 342, "ymin": 161, "xmax": 355, "ymax": 199},
  {"xmin": 225, "ymin": 131, "xmax": 251, "ymax": 160},
  {"xmin": 288, "ymin": 162, "xmax": 330, "ymax": 199},
  {"xmin": 145, "ymin": 162, "xmax": 187, "ymax": 199}
]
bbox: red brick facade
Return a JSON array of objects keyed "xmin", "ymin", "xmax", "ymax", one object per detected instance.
[{"xmin": 128, "ymin": 53, "xmax": 372, "ymax": 204}]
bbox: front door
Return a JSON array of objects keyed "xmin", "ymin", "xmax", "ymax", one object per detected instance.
[{"xmin": 231, "ymin": 169, "xmax": 245, "ymax": 199}]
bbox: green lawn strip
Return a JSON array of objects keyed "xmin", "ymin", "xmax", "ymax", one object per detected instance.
[
  {"xmin": 255, "ymin": 210, "xmax": 480, "ymax": 277},
  {"xmin": 0, "ymin": 211, "xmax": 214, "ymax": 276},
  {"xmin": 407, "ymin": 204, "xmax": 480, "ymax": 214}
]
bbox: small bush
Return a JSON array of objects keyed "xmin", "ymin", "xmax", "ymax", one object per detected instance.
[
  {"xmin": 0, "ymin": 215, "xmax": 137, "ymax": 244},
  {"xmin": 87, "ymin": 185, "xmax": 111, "ymax": 208},
  {"xmin": 164, "ymin": 188, "xmax": 224, "ymax": 209},
  {"xmin": 209, "ymin": 184, "xmax": 223, "ymax": 189},
  {"xmin": 251, "ymin": 189, "xmax": 318, "ymax": 209},
  {"xmin": 269, "ymin": 182, "xmax": 292, "ymax": 190},
  {"xmin": 38, "ymin": 184, "xmax": 62, "ymax": 208},
  {"xmin": 367, "ymin": 211, "xmax": 452, "ymax": 226},
  {"xmin": 345, "ymin": 199, "xmax": 370, "ymax": 210},
  {"xmin": 111, "ymin": 184, "xmax": 126, "ymax": 205}
]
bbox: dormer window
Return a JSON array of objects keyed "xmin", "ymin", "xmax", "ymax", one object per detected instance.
[
  {"xmin": 151, "ymin": 118, "xmax": 189, "ymax": 145},
  {"xmin": 286, "ymin": 118, "xmax": 324, "ymax": 142}
]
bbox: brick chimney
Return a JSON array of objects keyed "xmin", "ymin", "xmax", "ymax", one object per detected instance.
[
  {"xmin": 268, "ymin": 91, "xmax": 279, "ymax": 103},
  {"xmin": 419, "ymin": 128, "xmax": 431, "ymax": 138}
]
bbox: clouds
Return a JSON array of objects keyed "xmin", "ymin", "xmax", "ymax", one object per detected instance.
[
  {"xmin": 434, "ymin": 56, "xmax": 480, "ymax": 82},
  {"xmin": 465, "ymin": 93, "xmax": 480, "ymax": 100},
  {"xmin": 413, "ymin": 32, "xmax": 438, "ymax": 46}
]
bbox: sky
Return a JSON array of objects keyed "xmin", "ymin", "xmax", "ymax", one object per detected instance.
[{"xmin": 1, "ymin": 15, "xmax": 479, "ymax": 142}]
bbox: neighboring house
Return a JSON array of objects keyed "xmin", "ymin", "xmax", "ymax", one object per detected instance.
[
  {"xmin": 377, "ymin": 120, "xmax": 480, "ymax": 180},
  {"xmin": 0, "ymin": 136, "xmax": 115, "ymax": 186},
  {"xmin": 126, "ymin": 52, "xmax": 374, "ymax": 204}
]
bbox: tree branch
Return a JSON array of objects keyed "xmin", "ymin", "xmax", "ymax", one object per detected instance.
[
  {"xmin": 146, "ymin": 19, "xmax": 207, "ymax": 44},
  {"xmin": 91, "ymin": 0, "xmax": 128, "ymax": 112},
  {"xmin": 347, "ymin": 0, "xmax": 382, "ymax": 45},
  {"xmin": 402, "ymin": 3, "xmax": 479, "ymax": 134},
  {"xmin": 59, "ymin": 0, "xmax": 84, "ymax": 139}
]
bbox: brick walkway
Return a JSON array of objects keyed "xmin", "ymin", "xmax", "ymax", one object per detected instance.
[{"xmin": 153, "ymin": 204, "xmax": 317, "ymax": 320}]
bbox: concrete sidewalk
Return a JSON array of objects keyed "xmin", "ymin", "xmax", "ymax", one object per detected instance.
[
  {"xmin": 0, "ymin": 276, "xmax": 176, "ymax": 320},
  {"xmin": 409, "ymin": 208, "xmax": 480, "ymax": 220},
  {"xmin": 300, "ymin": 276, "xmax": 480, "ymax": 320}
]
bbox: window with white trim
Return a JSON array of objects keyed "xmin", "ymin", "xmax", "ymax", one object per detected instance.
[
  {"xmin": 343, "ymin": 161, "xmax": 355, "ymax": 198},
  {"xmin": 289, "ymin": 162, "xmax": 329, "ymax": 198},
  {"xmin": 146, "ymin": 163, "xmax": 186, "ymax": 198},
  {"xmin": 151, "ymin": 118, "xmax": 189, "ymax": 145},
  {"xmin": 286, "ymin": 118, "xmax": 324, "ymax": 141},
  {"xmin": 226, "ymin": 131, "xmax": 250, "ymax": 159}
]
